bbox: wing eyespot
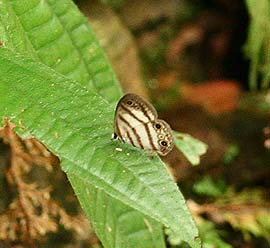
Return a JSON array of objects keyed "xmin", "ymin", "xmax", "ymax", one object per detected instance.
[
  {"xmin": 155, "ymin": 123, "xmax": 161, "ymax": 129},
  {"xmin": 160, "ymin": 141, "xmax": 168, "ymax": 147}
]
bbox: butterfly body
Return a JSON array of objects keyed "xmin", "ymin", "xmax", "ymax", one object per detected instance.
[{"xmin": 114, "ymin": 94, "xmax": 174, "ymax": 156}]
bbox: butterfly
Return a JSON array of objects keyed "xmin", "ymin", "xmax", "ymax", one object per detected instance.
[{"xmin": 114, "ymin": 93, "xmax": 174, "ymax": 156}]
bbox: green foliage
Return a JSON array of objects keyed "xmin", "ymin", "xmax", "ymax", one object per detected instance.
[
  {"xmin": 199, "ymin": 220, "xmax": 232, "ymax": 248},
  {"xmin": 193, "ymin": 176, "xmax": 227, "ymax": 198},
  {"xmin": 239, "ymin": 92, "xmax": 270, "ymax": 113},
  {"xmin": 223, "ymin": 144, "xmax": 240, "ymax": 165},
  {"xmin": 0, "ymin": 0, "xmax": 206, "ymax": 247},
  {"xmin": 244, "ymin": 0, "xmax": 270, "ymax": 90},
  {"xmin": 174, "ymin": 132, "xmax": 208, "ymax": 166},
  {"xmin": 220, "ymin": 188, "xmax": 270, "ymax": 242},
  {"xmin": 197, "ymin": 187, "xmax": 270, "ymax": 244}
]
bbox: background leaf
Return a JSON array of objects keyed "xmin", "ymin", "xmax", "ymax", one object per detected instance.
[
  {"xmin": 244, "ymin": 0, "xmax": 270, "ymax": 90},
  {"xmin": 174, "ymin": 132, "xmax": 208, "ymax": 166}
]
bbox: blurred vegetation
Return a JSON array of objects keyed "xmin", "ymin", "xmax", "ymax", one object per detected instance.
[{"xmin": 244, "ymin": 0, "xmax": 270, "ymax": 90}]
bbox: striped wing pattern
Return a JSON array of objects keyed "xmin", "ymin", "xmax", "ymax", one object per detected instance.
[{"xmin": 114, "ymin": 94, "xmax": 174, "ymax": 156}]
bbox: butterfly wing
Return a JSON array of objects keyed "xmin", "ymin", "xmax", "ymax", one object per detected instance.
[{"xmin": 114, "ymin": 94, "xmax": 174, "ymax": 156}]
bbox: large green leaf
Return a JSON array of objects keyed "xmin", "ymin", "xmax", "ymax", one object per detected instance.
[
  {"xmin": 0, "ymin": 48, "xmax": 200, "ymax": 247},
  {"xmin": 0, "ymin": 0, "xmax": 122, "ymax": 102}
]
